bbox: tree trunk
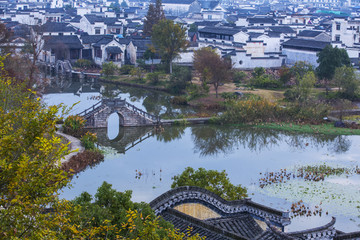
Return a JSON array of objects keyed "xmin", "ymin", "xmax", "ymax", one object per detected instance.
[
  {"xmin": 214, "ymin": 84, "xmax": 218, "ymax": 98},
  {"xmin": 169, "ymin": 60, "xmax": 173, "ymax": 74}
]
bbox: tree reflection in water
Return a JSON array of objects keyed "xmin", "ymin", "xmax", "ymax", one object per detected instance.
[{"xmin": 156, "ymin": 125, "xmax": 351, "ymax": 157}]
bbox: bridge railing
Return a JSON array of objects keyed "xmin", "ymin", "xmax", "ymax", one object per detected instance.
[
  {"xmin": 125, "ymin": 101, "xmax": 160, "ymax": 122},
  {"xmin": 78, "ymin": 100, "xmax": 103, "ymax": 117}
]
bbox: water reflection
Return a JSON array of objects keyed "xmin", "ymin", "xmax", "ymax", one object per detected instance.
[
  {"xmin": 95, "ymin": 127, "xmax": 154, "ymax": 154},
  {"xmin": 153, "ymin": 125, "xmax": 352, "ymax": 157}
]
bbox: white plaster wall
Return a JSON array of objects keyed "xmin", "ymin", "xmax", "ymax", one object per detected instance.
[
  {"xmin": 233, "ymin": 32, "xmax": 249, "ymax": 44},
  {"xmin": 230, "ymin": 51, "xmax": 284, "ymax": 69},
  {"xmin": 243, "ymin": 42, "xmax": 265, "ymax": 57},
  {"xmin": 282, "ymin": 48, "xmax": 319, "ymax": 67}
]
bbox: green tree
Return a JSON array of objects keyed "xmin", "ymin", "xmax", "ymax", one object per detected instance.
[
  {"xmin": 144, "ymin": 45, "xmax": 157, "ymax": 72},
  {"xmin": 188, "ymin": 23, "xmax": 198, "ymax": 32},
  {"xmin": 152, "ymin": 19, "xmax": 188, "ymax": 74},
  {"xmin": 101, "ymin": 61, "xmax": 118, "ymax": 76},
  {"xmin": 296, "ymin": 71, "xmax": 316, "ymax": 103},
  {"xmin": 193, "ymin": 47, "xmax": 232, "ymax": 97},
  {"xmin": 171, "ymin": 167, "xmax": 248, "ymax": 200},
  {"xmin": 333, "ymin": 65, "xmax": 359, "ymax": 99},
  {"xmin": 73, "ymin": 181, "xmax": 205, "ymax": 239},
  {"xmin": 168, "ymin": 66, "xmax": 192, "ymax": 94},
  {"xmin": 291, "ymin": 61, "xmax": 313, "ymax": 82},
  {"xmin": 316, "ymin": 45, "xmax": 350, "ymax": 82},
  {"xmin": 143, "ymin": 0, "xmax": 165, "ymax": 36}
]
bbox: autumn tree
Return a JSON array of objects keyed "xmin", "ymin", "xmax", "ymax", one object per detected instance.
[
  {"xmin": 143, "ymin": 0, "xmax": 165, "ymax": 36},
  {"xmin": 171, "ymin": 167, "xmax": 248, "ymax": 200},
  {"xmin": 0, "ymin": 58, "xmax": 82, "ymax": 238},
  {"xmin": 151, "ymin": 19, "xmax": 188, "ymax": 74},
  {"xmin": 193, "ymin": 47, "xmax": 232, "ymax": 97}
]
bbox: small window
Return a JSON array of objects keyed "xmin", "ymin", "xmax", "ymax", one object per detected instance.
[
  {"xmin": 335, "ymin": 35, "xmax": 340, "ymax": 41},
  {"xmin": 95, "ymin": 28, "xmax": 101, "ymax": 34},
  {"xmin": 239, "ymin": 60, "xmax": 243, "ymax": 65},
  {"xmin": 59, "ymin": 32, "xmax": 63, "ymax": 36},
  {"xmin": 336, "ymin": 24, "xmax": 340, "ymax": 30}
]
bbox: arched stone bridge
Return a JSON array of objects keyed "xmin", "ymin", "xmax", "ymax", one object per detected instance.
[{"xmin": 78, "ymin": 98, "xmax": 160, "ymax": 128}]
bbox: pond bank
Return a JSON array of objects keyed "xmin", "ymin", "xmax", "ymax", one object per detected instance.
[
  {"xmin": 253, "ymin": 122, "xmax": 360, "ymax": 135},
  {"xmin": 56, "ymin": 129, "xmax": 84, "ymax": 164},
  {"xmin": 99, "ymin": 78, "xmax": 171, "ymax": 94}
]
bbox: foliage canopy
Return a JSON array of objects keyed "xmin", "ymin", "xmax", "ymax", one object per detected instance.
[
  {"xmin": 316, "ymin": 45, "xmax": 350, "ymax": 80},
  {"xmin": 152, "ymin": 19, "xmax": 188, "ymax": 73},
  {"xmin": 171, "ymin": 167, "xmax": 248, "ymax": 200}
]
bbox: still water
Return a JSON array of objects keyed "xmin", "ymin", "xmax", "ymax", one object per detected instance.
[{"xmin": 44, "ymin": 80, "xmax": 360, "ymax": 233}]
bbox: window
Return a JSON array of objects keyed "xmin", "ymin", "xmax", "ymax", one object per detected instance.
[
  {"xmin": 95, "ymin": 48, "xmax": 102, "ymax": 58},
  {"xmin": 95, "ymin": 28, "xmax": 101, "ymax": 34},
  {"xmin": 208, "ymin": 15, "xmax": 212, "ymax": 20},
  {"xmin": 336, "ymin": 24, "xmax": 341, "ymax": 30},
  {"xmin": 335, "ymin": 35, "xmax": 340, "ymax": 41},
  {"xmin": 239, "ymin": 60, "xmax": 243, "ymax": 65},
  {"xmin": 59, "ymin": 32, "xmax": 63, "ymax": 36}
]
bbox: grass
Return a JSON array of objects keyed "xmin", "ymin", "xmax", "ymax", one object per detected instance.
[{"xmin": 254, "ymin": 122, "xmax": 360, "ymax": 135}]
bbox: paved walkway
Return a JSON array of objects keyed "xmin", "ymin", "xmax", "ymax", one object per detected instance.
[{"xmin": 56, "ymin": 130, "xmax": 84, "ymax": 164}]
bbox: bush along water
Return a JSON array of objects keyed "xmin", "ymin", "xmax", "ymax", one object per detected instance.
[
  {"xmin": 220, "ymin": 97, "xmax": 330, "ymax": 125},
  {"xmin": 63, "ymin": 115, "xmax": 86, "ymax": 137},
  {"xmin": 81, "ymin": 132, "xmax": 98, "ymax": 150}
]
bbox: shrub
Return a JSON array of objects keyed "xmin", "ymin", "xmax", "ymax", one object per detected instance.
[
  {"xmin": 186, "ymin": 83, "xmax": 209, "ymax": 100},
  {"xmin": 130, "ymin": 67, "xmax": 145, "ymax": 81},
  {"xmin": 119, "ymin": 65, "xmax": 135, "ymax": 75},
  {"xmin": 63, "ymin": 115, "xmax": 86, "ymax": 137},
  {"xmin": 233, "ymin": 71, "xmax": 247, "ymax": 83},
  {"xmin": 251, "ymin": 75, "xmax": 282, "ymax": 89},
  {"xmin": 147, "ymin": 72, "xmax": 161, "ymax": 85},
  {"xmin": 170, "ymin": 96, "xmax": 188, "ymax": 105},
  {"xmin": 221, "ymin": 98, "xmax": 283, "ymax": 123},
  {"xmin": 294, "ymin": 102, "xmax": 330, "ymax": 122},
  {"xmin": 168, "ymin": 67, "xmax": 192, "ymax": 94},
  {"xmin": 252, "ymin": 67, "xmax": 265, "ymax": 78},
  {"xmin": 101, "ymin": 62, "xmax": 118, "ymax": 76},
  {"xmin": 81, "ymin": 132, "xmax": 98, "ymax": 150},
  {"xmin": 74, "ymin": 59, "xmax": 94, "ymax": 69},
  {"xmin": 221, "ymin": 92, "xmax": 237, "ymax": 100},
  {"xmin": 284, "ymin": 89, "xmax": 297, "ymax": 101},
  {"xmin": 62, "ymin": 150, "xmax": 104, "ymax": 174}
]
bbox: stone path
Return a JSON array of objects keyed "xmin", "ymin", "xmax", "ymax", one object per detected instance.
[{"xmin": 56, "ymin": 131, "xmax": 84, "ymax": 164}]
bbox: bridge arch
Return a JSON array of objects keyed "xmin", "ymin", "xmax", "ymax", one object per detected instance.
[{"xmin": 78, "ymin": 98, "xmax": 159, "ymax": 128}]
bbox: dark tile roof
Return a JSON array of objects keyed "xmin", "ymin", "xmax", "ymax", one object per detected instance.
[
  {"xmin": 70, "ymin": 15, "xmax": 82, "ymax": 23},
  {"xmin": 39, "ymin": 22, "xmax": 75, "ymax": 33},
  {"xmin": 269, "ymin": 26, "xmax": 295, "ymax": 34},
  {"xmin": 81, "ymin": 35, "xmax": 113, "ymax": 44},
  {"xmin": 282, "ymin": 38, "xmax": 330, "ymax": 51},
  {"xmin": 131, "ymin": 38, "xmax": 152, "ymax": 50},
  {"xmin": 155, "ymin": 0, "xmax": 195, "ymax": 4},
  {"xmin": 93, "ymin": 37, "xmax": 113, "ymax": 47},
  {"xmin": 194, "ymin": 21, "xmax": 222, "ymax": 27},
  {"xmin": 85, "ymin": 14, "xmax": 104, "ymax": 24},
  {"xmin": 297, "ymin": 30, "xmax": 324, "ymax": 37},
  {"xmin": 106, "ymin": 46, "xmax": 123, "ymax": 54},
  {"xmin": 199, "ymin": 0, "xmax": 219, "ymax": 10},
  {"xmin": 160, "ymin": 208, "xmax": 245, "ymax": 240},
  {"xmin": 45, "ymin": 8, "xmax": 65, "ymax": 14},
  {"xmin": 199, "ymin": 26, "xmax": 241, "ymax": 35},
  {"xmin": 268, "ymin": 32, "xmax": 281, "ymax": 37},
  {"xmin": 204, "ymin": 214, "xmax": 263, "ymax": 239},
  {"xmin": 248, "ymin": 17, "xmax": 277, "ymax": 24},
  {"xmin": 248, "ymin": 32, "xmax": 263, "ymax": 38},
  {"xmin": 104, "ymin": 18, "xmax": 120, "ymax": 25},
  {"xmin": 43, "ymin": 35, "xmax": 83, "ymax": 50}
]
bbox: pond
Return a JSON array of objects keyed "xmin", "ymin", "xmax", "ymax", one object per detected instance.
[{"xmin": 44, "ymin": 79, "xmax": 360, "ymax": 233}]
